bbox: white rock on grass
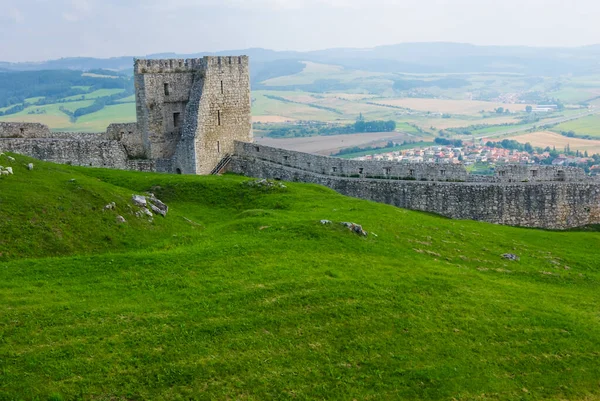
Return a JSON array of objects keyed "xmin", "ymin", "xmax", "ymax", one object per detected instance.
[
  {"xmin": 116, "ymin": 215, "xmax": 127, "ymax": 223},
  {"xmin": 27, "ymin": 163, "xmax": 34, "ymax": 170},
  {"xmin": 7, "ymin": 156, "xmax": 15, "ymax": 162},
  {"xmin": 5, "ymin": 167, "xmax": 13, "ymax": 175},
  {"xmin": 131, "ymin": 194, "xmax": 147, "ymax": 207}
]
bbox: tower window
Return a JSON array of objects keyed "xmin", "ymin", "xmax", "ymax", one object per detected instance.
[
  {"xmin": 173, "ymin": 112, "xmax": 181, "ymax": 128},
  {"xmin": 19, "ymin": 128, "xmax": 25, "ymax": 135},
  {"xmin": 217, "ymin": 141, "xmax": 220, "ymax": 153},
  {"xmin": 164, "ymin": 83, "xmax": 170, "ymax": 96},
  {"xmin": 221, "ymin": 81, "xmax": 224, "ymax": 94},
  {"xmin": 229, "ymin": 57, "xmax": 232, "ymax": 64},
  {"xmin": 218, "ymin": 110, "xmax": 221, "ymax": 126},
  {"xmin": 238, "ymin": 56, "xmax": 242, "ymax": 64}
]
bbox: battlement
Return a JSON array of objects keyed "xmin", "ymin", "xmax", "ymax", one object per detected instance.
[{"xmin": 134, "ymin": 56, "xmax": 249, "ymax": 74}]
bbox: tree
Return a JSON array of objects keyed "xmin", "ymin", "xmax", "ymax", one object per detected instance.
[
  {"xmin": 526, "ymin": 105, "xmax": 533, "ymax": 113},
  {"xmin": 496, "ymin": 107, "xmax": 504, "ymax": 114}
]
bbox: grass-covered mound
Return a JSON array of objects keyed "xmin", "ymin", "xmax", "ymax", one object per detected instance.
[{"xmin": 1, "ymin": 153, "xmax": 599, "ymax": 400}]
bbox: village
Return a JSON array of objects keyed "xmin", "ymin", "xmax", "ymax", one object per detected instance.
[{"xmin": 353, "ymin": 141, "xmax": 599, "ymax": 174}]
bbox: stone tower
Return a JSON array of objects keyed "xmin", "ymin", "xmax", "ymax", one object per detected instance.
[{"xmin": 134, "ymin": 56, "xmax": 252, "ymax": 174}]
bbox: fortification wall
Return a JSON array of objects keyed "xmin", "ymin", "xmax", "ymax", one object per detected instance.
[
  {"xmin": 0, "ymin": 138, "xmax": 129, "ymax": 169},
  {"xmin": 0, "ymin": 122, "xmax": 51, "ymax": 138},
  {"xmin": 106, "ymin": 123, "xmax": 145, "ymax": 159},
  {"xmin": 235, "ymin": 142, "xmax": 468, "ymax": 181},
  {"xmin": 191, "ymin": 56, "xmax": 252, "ymax": 175},
  {"xmin": 494, "ymin": 164, "xmax": 588, "ymax": 182},
  {"xmin": 229, "ymin": 156, "xmax": 600, "ymax": 229}
]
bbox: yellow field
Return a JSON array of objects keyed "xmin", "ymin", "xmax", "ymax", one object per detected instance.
[
  {"xmin": 376, "ymin": 98, "xmax": 528, "ymax": 115},
  {"xmin": 507, "ymin": 131, "xmax": 600, "ymax": 154}
]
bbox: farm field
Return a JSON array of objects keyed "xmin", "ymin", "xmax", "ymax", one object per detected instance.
[
  {"xmin": 0, "ymin": 102, "xmax": 136, "ymax": 132},
  {"xmin": 1, "ymin": 154, "xmax": 600, "ymax": 399},
  {"xmin": 374, "ymin": 98, "xmax": 529, "ymax": 115},
  {"xmin": 256, "ymin": 131, "xmax": 420, "ymax": 155},
  {"xmin": 507, "ymin": 131, "xmax": 600, "ymax": 154},
  {"xmin": 554, "ymin": 114, "xmax": 600, "ymax": 138}
]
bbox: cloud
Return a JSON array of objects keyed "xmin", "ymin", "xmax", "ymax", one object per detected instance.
[
  {"xmin": 62, "ymin": 0, "xmax": 93, "ymax": 22},
  {"xmin": 5, "ymin": 7, "xmax": 25, "ymax": 23}
]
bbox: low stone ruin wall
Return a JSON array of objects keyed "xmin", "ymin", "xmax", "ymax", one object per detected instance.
[
  {"xmin": 229, "ymin": 156, "xmax": 600, "ymax": 229},
  {"xmin": 0, "ymin": 138, "xmax": 130, "ymax": 169}
]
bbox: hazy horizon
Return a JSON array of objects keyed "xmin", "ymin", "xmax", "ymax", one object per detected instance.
[{"xmin": 2, "ymin": 0, "xmax": 600, "ymax": 62}]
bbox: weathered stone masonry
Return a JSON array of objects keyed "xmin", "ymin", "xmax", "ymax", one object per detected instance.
[{"xmin": 229, "ymin": 142, "xmax": 600, "ymax": 229}]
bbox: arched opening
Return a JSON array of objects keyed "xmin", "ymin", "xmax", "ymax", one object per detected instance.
[{"xmin": 176, "ymin": 168, "xmax": 182, "ymax": 175}]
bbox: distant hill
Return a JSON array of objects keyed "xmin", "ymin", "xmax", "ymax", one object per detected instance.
[{"xmin": 2, "ymin": 43, "xmax": 600, "ymax": 76}]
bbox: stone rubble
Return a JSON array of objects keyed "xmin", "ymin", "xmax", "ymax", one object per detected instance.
[
  {"xmin": 341, "ymin": 222, "xmax": 368, "ymax": 236},
  {"xmin": 502, "ymin": 253, "xmax": 520, "ymax": 261},
  {"xmin": 131, "ymin": 194, "xmax": 169, "ymax": 218},
  {"xmin": 244, "ymin": 178, "xmax": 287, "ymax": 189},
  {"xmin": 116, "ymin": 215, "xmax": 127, "ymax": 223},
  {"xmin": 27, "ymin": 163, "xmax": 34, "ymax": 170}
]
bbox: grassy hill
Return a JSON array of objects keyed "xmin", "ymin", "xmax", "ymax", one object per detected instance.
[{"xmin": 1, "ymin": 154, "xmax": 600, "ymax": 400}]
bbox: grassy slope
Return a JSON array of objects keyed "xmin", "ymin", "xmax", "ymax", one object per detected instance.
[{"xmin": 1, "ymin": 156, "xmax": 600, "ymax": 400}]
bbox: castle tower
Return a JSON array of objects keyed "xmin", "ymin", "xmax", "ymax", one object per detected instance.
[{"xmin": 134, "ymin": 56, "xmax": 253, "ymax": 174}]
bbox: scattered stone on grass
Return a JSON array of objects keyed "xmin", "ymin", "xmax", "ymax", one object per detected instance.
[
  {"xmin": 5, "ymin": 167, "xmax": 13, "ymax": 175},
  {"xmin": 7, "ymin": 156, "xmax": 15, "ymax": 162},
  {"xmin": 132, "ymin": 194, "xmax": 169, "ymax": 217},
  {"xmin": 116, "ymin": 215, "xmax": 127, "ymax": 224},
  {"xmin": 27, "ymin": 163, "xmax": 34, "ymax": 170},
  {"xmin": 104, "ymin": 202, "xmax": 116, "ymax": 211},
  {"xmin": 244, "ymin": 179, "xmax": 287, "ymax": 189},
  {"xmin": 320, "ymin": 220, "xmax": 332, "ymax": 225},
  {"xmin": 502, "ymin": 253, "xmax": 520, "ymax": 261},
  {"xmin": 340, "ymin": 222, "xmax": 368, "ymax": 236},
  {"xmin": 132, "ymin": 195, "xmax": 147, "ymax": 207},
  {"xmin": 147, "ymin": 193, "xmax": 168, "ymax": 216}
]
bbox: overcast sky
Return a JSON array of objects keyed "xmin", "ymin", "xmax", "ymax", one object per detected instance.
[{"xmin": 1, "ymin": 0, "xmax": 599, "ymax": 62}]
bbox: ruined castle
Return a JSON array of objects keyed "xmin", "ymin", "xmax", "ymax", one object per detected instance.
[
  {"xmin": 0, "ymin": 56, "xmax": 252, "ymax": 175},
  {"xmin": 1, "ymin": 56, "xmax": 600, "ymax": 229}
]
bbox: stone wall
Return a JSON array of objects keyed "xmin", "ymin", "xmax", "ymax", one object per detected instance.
[
  {"xmin": 0, "ymin": 138, "xmax": 129, "ymax": 169},
  {"xmin": 134, "ymin": 59, "xmax": 197, "ymax": 161},
  {"xmin": 229, "ymin": 156, "xmax": 600, "ymax": 229},
  {"xmin": 106, "ymin": 123, "xmax": 145, "ymax": 159},
  {"xmin": 235, "ymin": 142, "xmax": 468, "ymax": 181},
  {"xmin": 0, "ymin": 122, "xmax": 52, "ymax": 138},
  {"xmin": 493, "ymin": 164, "xmax": 588, "ymax": 182},
  {"xmin": 135, "ymin": 56, "xmax": 253, "ymax": 174}
]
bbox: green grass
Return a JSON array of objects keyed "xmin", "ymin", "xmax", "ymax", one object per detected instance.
[
  {"xmin": 554, "ymin": 114, "xmax": 600, "ymax": 138},
  {"xmin": 62, "ymin": 88, "xmax": 125, "ymax": 101},
  {"xmin": 1, "ymin": 153, "xmax": 599, "ymax": 399}
]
